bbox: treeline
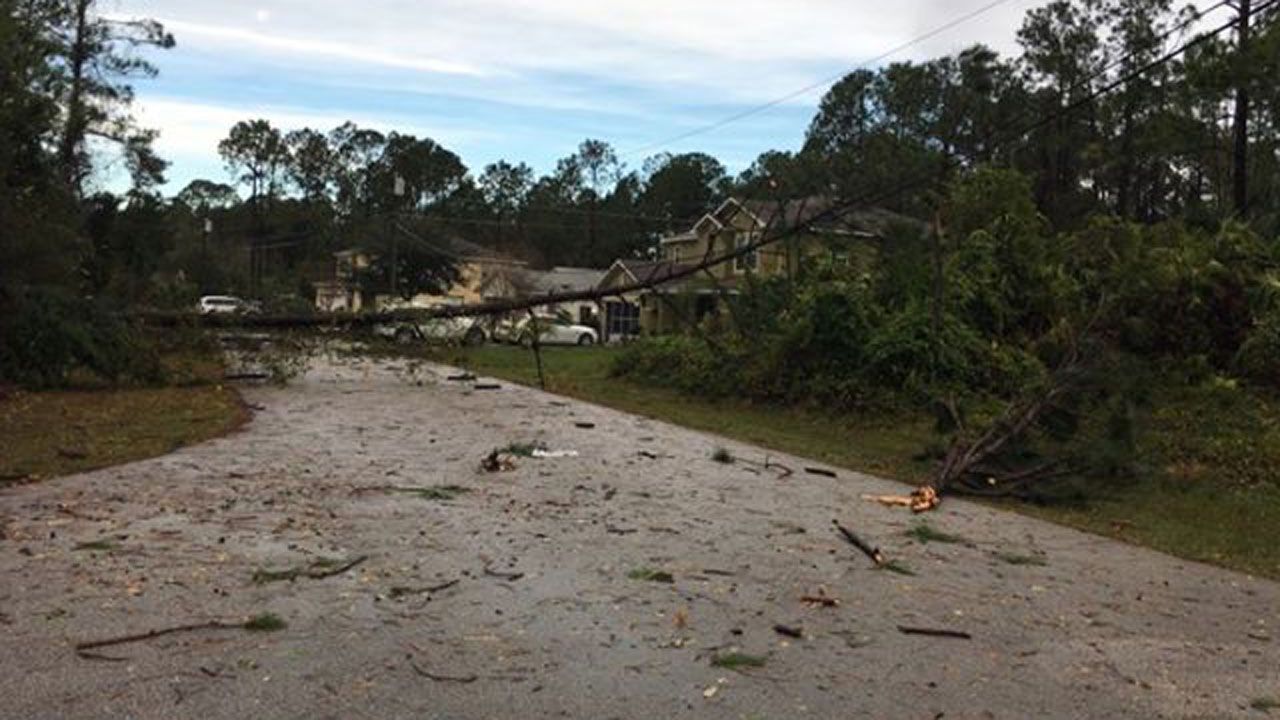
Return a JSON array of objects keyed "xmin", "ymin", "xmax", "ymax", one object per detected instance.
[{"xmin": 2, "ymin": 0, "xmax": 1277, "ymax": 388}]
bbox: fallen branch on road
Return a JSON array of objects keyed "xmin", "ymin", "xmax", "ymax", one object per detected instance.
[
  {"xmin": 896, "ymin": 625, "xmax": 972, "ymax": 640},
  {"xmin": 832, "ymin": 520, "xmax": 886, "ymax": 567}
]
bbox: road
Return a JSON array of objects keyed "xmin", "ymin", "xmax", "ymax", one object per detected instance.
[{"xmin": 1, "ymin": 355, "xmax": 1276, "ymax": 719}]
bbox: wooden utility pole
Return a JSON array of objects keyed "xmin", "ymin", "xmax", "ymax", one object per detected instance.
[{"xmin": 1232, "ymin": 0, "xmax": 1251, "ymax": 217}]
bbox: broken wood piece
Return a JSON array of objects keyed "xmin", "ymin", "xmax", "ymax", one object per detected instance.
[
  {"xmin": 801, "ymin": 595, "xmax": 840, "ymax": 608},
  {"xmin": 832, "ymin": 520, "xmax": 885, "ymax": 566},
  {"xmin": 804, "ymin": 467, "xmax": 837, "ymax": 478},
  {"xmin": 896, "ymin": 625, "xmax": 972, "ymax": 640},
  {"xmin": 446, "ymin": 373, "xmax": 478, "ymax": 382},
  {"xmin": 473, "ymin": 384, "xmax": 502, "ymax": 391},
  {"xmin": 861, "ymin": 485, "xmax": 940, "ymax": 513},
  {"xmin": 574, "ymin": 422, "xmax": 596, "ymax": 429},
  {"xmin": 773, "ymin": 624, "xmax": 804, "ymax": 639}
]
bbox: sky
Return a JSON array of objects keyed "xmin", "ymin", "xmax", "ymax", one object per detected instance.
[{"xmin": 101, "ymin": 0, "xmax": 1044, "ymax": 194}]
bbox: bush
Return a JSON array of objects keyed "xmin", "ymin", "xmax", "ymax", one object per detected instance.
[
  {"xmin": 0, "ymin": 286, "xmax": 162, "ymax": 388},
  {"xmin": 1238, "ymin": 310, "xmax": 1280, "ymax": 388}
]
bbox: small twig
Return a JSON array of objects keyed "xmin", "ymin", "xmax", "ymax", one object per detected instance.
[
  {"xmin": 389, "ymin": 579, "xmax": 460, "ymax": 598},
  {"xmin": 800, "ymin": 595, "xmax": 840, "ymax": 608},
  {"xmin": 832, "ymin": 520, "xmax": 886, "ymax": 566},
  {"xmin": 896, "ymin": 625, "xmax": 972, "ymax": 640},
  {"xmin": 411, "ymin": 661, "xmax": 479, "ymax": 683},
  {"xmin": 483, "ymin": 567, "xmax": 525, "ymax": 581},
  {"xmin": 307, "ymin": 555, "xmax": 369, "ymax": 580},
  {"xmin": 473, "ymin": 384, "xmax": 502, "ymax": 391},
  {"xmin": 75, "ymin": 621, "xmax": 244, "ymax": 655},
  {"xmin": 805, "ymin": 467, "xmax": 837, "ymax": 478}
]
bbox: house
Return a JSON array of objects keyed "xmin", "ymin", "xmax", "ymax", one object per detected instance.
[
  {"xmin": 596, "ymin": 197, "xmax": 922, "ymax": 339},
  {"xmin": 314, "ymin": 236, "xmax": 527, "ymax": 313},
  {"xmin": 313, "ymin": 250, "xmax": 372, "ymax": 313},
  {"xmin": 517, "ymin": 266, "xmax": 607, "ymax": 326}
]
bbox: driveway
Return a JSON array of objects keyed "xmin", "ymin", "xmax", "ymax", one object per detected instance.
[{"xmin": 1, "ymin": 356, "xmax": 1276, "ymax": 719}]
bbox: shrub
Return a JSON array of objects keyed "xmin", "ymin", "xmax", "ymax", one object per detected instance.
[{"xmin": 0, "ymin": 286, "xmax": 161, "ymax": 388}]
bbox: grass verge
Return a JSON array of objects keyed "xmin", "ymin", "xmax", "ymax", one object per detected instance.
[
  {"xmin": 436, "ymin": 344, "xmax": 1280, "ymax": 580},
  {"xmin": 0, "ymin": 384, "xmax": 247, "ymax": 483}
]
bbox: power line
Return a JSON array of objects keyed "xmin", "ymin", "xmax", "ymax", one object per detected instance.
[{"xmin": 620, "ymin": 0, "xmax": 1026, "ymax": 158}]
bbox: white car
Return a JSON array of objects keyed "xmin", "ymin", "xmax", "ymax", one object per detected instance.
[
  {"xmin": 198, "ymin": 295, "xmax": 255, "ymax": 315},
  {"xmin": 516, "ymin": 314, "xmax": 598, "ymax": 346},
  {"xmin": 376, "ymin": 317, "xmax": 488, "ymax": 346}
]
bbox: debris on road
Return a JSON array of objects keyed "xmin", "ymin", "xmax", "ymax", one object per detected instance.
[
  {"xmin": 481, "ymin": 451, "xmax": 518, "ymax": 473},
  {"xmin": 410, "ymin": 660, "xmax": 479, "ymax": 683},
  {"xmin": 832, "ymin": 520, "xmax": 886, "ymax": 567},
  {"xmin": 896, "ymin": 625, "xmax": 972, "ymax": 640},
  {"xmin": 473, "ymin": 383, "xmax": 502, "ymax": 391},
  {"xmin": 75, "ymin": 614, "xmax": 287, "ymax": 659},
  {"xmin": 863, "ymin": 485, "xmax": 941, "ymax": 513},
  {"xmin": 574, "ymin": 422, "xmax": 596, "ymax": 429},
  {"xmin": 446, "ymin": 373, "xmax": 478, "ymax": 382},
  {"xmin": 804, "ymin": 467, "xmax": 838, "ymax": 478},
  {"xmin": 389, "ymin": 579, "xmax": 460, "ymax": 599},
  {"xmin": 801, "ymin": 591, "xmax": 840, "ymax": 608},
  {"xmin": 531, "ymin": 449, "xmax": 579, "ymax": 459},
  {"xmin": 252, "ymin": 555, "xmax": 368, "ymax": 584},
  {"xmin": 773, "ymin": 624, "xmax": 804, "ymax": 639},
  {"xmin": 483, "ymin": 566, "xmax": 525, "ymax": 581}
]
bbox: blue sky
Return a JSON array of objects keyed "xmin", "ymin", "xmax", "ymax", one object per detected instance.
[{"xmin": 100, "ymin": 0, "xmax": 1040, "ymax": 195}]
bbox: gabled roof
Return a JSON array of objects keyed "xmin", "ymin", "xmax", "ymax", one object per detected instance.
[{"xmin": 525, "ymin": 266, "xmax": 606, "ymax": 295}]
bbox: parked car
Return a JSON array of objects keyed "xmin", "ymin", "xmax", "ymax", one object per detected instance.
[
  {"xmin": 516, "ymin": 314, "xmax": 598, "ymax": 346},
  {"xmin": 198, "ymin": 295, "xmax": 256, "ymax": 315},
  {"xmin": 375, "ymin": 316, "xmax": 488, "ymax": 346}
]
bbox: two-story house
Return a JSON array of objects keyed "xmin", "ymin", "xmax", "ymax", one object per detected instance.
[{"xmin": 596, "ymin": 196, "xmax": 920, "ymax": 340}]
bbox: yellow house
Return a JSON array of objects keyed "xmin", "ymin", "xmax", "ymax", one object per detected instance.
[
  {"xmin": 314, "ymin": 237, "xmax": 527, "ymax": 313},
  {"xmin": 597, "ymin": 197, "xmax": 919, "ymax": 340}
]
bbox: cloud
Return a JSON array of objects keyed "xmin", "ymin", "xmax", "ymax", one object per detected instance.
[{"xmin": 134, "ymin": 97, "xmax": 498, "ymax": 159}]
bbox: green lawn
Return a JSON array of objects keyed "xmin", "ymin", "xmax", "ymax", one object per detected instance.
[{"xmin": 435, "ymin": 344, "xmax": 1280, "ymax": 580}]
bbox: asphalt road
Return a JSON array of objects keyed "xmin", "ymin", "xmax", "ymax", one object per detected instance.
[{"xmin": 1, "ymin": 355, "xmax": 1276, "ymax": 719}]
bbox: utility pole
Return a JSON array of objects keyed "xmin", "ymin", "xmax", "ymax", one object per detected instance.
[
  {"xmin": 1232, "ymin": 0, "xmax": 1251, "ymax": 217},
  {"xmin": 390, "ymin": 174, "xmax": 405, "ymax": 303}
]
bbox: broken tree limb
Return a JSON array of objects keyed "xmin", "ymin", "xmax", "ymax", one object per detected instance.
[
  {"xmin": 805, "ymin": 467, "xmax": 838, "ymax": 478},
  {"xmin": 861, "ymin": 486, "xmax": 940, "ymax": 513},
  {"xmin": 75, "ymin": 621, "xmax": 245, "ymax": 656},
  {"xmin": 896, "ymin": 625, "xmax": 972, "ymax": 640},
  {"xmin": 831, "ymin": 520, "xmax": 885, "ymax": 566}
]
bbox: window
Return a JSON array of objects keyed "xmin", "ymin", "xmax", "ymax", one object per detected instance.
[{"xmin": 734, "ymin": 233, "xmax": 759, "ymax": 273}]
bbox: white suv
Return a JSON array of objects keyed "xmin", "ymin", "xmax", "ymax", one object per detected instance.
[{"xmin": 197, "ymin": 295, "xmax": 253, "ymax": 315}]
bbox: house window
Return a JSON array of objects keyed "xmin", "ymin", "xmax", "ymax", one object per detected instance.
[
  {"xmin": 734, "ymin": 233, "xmax": 759, "ymax": 273},
  {"xmin": 606, "ymin": 300, "xmax": 640, "ymax": 337}
]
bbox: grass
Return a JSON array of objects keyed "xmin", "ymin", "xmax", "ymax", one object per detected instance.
[
  {"xmin": 627, "ymin": 567, "xmax": 675, "ymax": 583},
  {"xmin": 438, "ymin": 344, "xmax": 1280, "ymax": 580},
  {"xmin": 876, "ymin": 560, "xmax": 918, "ymax": 576},
  {"xmin": 0, "ymin": 384, "xmax": 246, "ymax": 482},
  {"xmin": 243, "ymin": 613, "xmax": 287, "ymax": 632},
  {"xmin": 710, "ymin": 652, "xmax": 768, "ymax": 670},
  {"xmin": 1252, "ymin": 697, "xmax": 1280, "ymax": 713},
  {"xmin": 905, "ymin": 522, "xmax": 967, "ymax": 545}
]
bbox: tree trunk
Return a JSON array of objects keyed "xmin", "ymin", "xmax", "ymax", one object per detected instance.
[
  {"xmin": 1233, "ymin": 0, "xmax": 1251, "ymax": 217},
  {"xmin": 58, "ymin": 0, "xmax": 92, "ymax": 193}
]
